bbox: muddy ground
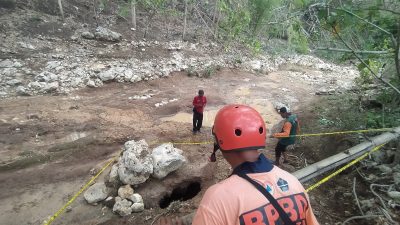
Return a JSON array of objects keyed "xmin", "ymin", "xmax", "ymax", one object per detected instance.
[{"xmin": 0, "ymin": 65, "xmax": 363, "ymax": 225}]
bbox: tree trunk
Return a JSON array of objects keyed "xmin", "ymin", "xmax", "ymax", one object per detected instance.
[
  {"xmin": 131, "ymin": 0, "xmax": 136, "ymax": 29},
  {"xmin": 58, "ymin": 0, "xmax": 64, "ymax": 20},
  {"xmin": 213, "ymin": 0, "xmax": 220, "ymax": 40},
  {"xmin": 395, "ymin": 22, "xmax": 400, "ymax": 80},
  {"xmin": 212, "ymin": 0, "xmax": 218, "ymax": 24},
  {"xmin": 315, "ymin": 47, "xmax": 392, "ymax": 54},
  {"xmin": 214, "ymin": 8, "xmax": 220, "ymax": 39},
  {"xmin": 93, "ymin": 0, "xmax": 99, "ymax": 27},
  {"xmin": 182, "ymin": 0, "xmax": 188, "ymax": 40}
]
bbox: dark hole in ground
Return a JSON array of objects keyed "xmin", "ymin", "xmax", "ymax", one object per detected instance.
[{"xmin": 159, "ymin": 181, "xmax": 201, "ymax": 209}]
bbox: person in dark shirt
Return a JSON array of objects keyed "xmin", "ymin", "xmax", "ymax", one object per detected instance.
[{"xmin": 271, "ymin": 107, "xmax": 300, "ymax": 166}]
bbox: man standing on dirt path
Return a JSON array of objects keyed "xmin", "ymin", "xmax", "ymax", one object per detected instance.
[
  {"xmin": 270, "ymin": 107, "xmax": 300, "ymax": 166},
  {"xmin": 156, "ymin": 105, "xmax": 318, "ymax": 225},
  {"xmin": 192, "ymin": 90, "xmax": 207, "ymax": 134}
]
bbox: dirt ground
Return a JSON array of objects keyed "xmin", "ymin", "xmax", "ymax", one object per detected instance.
[{"xmin": 0, "ymin": 67, "xmax": 359, "ymax": 225}]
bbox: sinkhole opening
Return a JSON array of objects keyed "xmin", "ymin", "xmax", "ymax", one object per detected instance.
[{"xmin": 159, "ymin": 181, "xmax": 202, "ymax": 209}]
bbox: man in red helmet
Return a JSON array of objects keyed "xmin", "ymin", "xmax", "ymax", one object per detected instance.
[
  {"xmin": 193, "ymin": 105, "xmax": 318, "ymax": 225},
  {"xmin": 157, "ymin": 105, "xmax": 318, "ymax": 225}
]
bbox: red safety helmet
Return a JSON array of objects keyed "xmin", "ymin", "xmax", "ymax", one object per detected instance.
[{"xmin": 212, "ymin": 105, "xmax": 266, "ymax": 151}]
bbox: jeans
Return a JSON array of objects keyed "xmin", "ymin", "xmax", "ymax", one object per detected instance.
[{"xmin": 193, "ymin": 110, "xmax": 203, "ymax": 132}]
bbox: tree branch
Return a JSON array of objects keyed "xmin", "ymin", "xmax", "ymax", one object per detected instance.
[
  {"xmin": 182, "ymin": 0, "xmax": 187, "ymax": 40},
  {"xmin": 333, "ymin": 7, "xmax": 393, "ymax": 36},
  {"xmin": 93, "ymin": 0, "xmax": 99, "ymax": 27},
  {"xmin": 342, "ymin": 215, "xmax": 383, "ymax": 225},
  {"xmin": 353, "ymin": 177, "xmax": 364, "ymax": 215},
  {"xmin": 396, "ymin": 22, "xmax": 400, "ymax": 80},
  {"xmin": 193, "ymin": 5, "xmax": 215, "ymax": 37},
  {"xmin": 58, "ymin": 0, "xmax": 64, "ymax": 20},
  {"xmin": 332, "ymin": 7, "xmax": 399, "ymax": 57},
  {"xmin": 131, "ymin": 0, "xmax": 136, "ymax": 29},
  {"xmin": 315, "ymin": 47, "xmax": 393, "ymax": 54},
  {"xmin": 332, "ymin": 26, "xmax": 400, "ymax": 95},
  {"xmin": 355, "ymin": 7, "xmax": 400, "ymax": 15}
]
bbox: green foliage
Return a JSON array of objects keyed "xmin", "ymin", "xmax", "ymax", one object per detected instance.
[
  {"xmin": 186, "ymin": 66, "xmax": 198, "ymax": 77},
  {"xmin": 29, "ymin": 14, "xmax": 42, "ymax": 22},
  {"xmin": 287, "ymin": 19, "xmax": 309, "ymax": 53},
  {"xmin": 99, "ymin": 0, "xmax": 109, "ymax": 12},
  {"xmin": 117, "ymin": 2, "xmax": 130, "ymax": 18},
  {"xmin": 365, "ymin": 107, "xmax": 400, "ymax": 128},
  {"xmin": 318, "ymin": 116, "xmax": 335, "ymax": 127},
  {"xmin": 355, "ymin": 59, "xmax": 384, "ymax": 85},
  {"xmin": 140, "ymin": 0, "xmax": 167, "ymax": 10},
  {"xmin": 203, "ymin": 65, "xmax": 221, "ymax": 78},
  {"xmin": 313, "ymin": 95, "xmax": 364, "ymax": 130},
  {"xmin": 233, "ymin": 55, "xmax": 243, "ymax": 64},
  {"xmin": 185, "ymin": 65, "xmax": 220, "ymax": 78},
  {"xmin": 246, "ymin": 39, "xmax": 262, "ymax": 54},
  {"xmin": 247, "ymin": 0, "xmax": 279, "ymax": 34},
  {"xmin": 292, "ymin": 0, "xmax": 312, "ymax": 9},
  {"xmin": 161, "ymin": 7, "xmax": 181, "ymax": 18},
  {"xmin": 313, "ymin": 93, "xmax": 400, "ymax": 131},
  {"xmin": 311, "ymin": 1, "xmax": 400, "ymax": 132},
  {"xmin": 219, "ymin": 0, "xmax": 251, "ymax": 40}
]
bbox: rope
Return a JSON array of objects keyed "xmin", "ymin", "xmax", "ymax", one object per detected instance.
[
  {"xmin": 153, "ymin": 128, "xmax": 395, "ymax": 145},
  {"xmin": 43, "ymin": 151, "xmax": 121, "ymax": 225},
  {"xmin": 293, "ymin": 128, "xmax": 393, "ymax": 137}
]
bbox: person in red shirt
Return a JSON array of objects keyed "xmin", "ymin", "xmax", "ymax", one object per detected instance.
[{"xmin": 192, "ymin": 90, "xmax": 207, "ymax": 133}]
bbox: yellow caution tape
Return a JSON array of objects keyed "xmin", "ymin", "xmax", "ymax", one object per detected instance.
[
  {"xmin": 152, "ymin": 128, "xmax": 394, "ymax": 145},
  {"xmin": 170, "ymin": 141, "xmax": 212, "ymax": 145},
  {"xmin": 306, "ymin": 143, "xmax": 386, "ymax": 193},
  {"xmin": 148, "ymin": 141, "xmax": 213, "ymax": 145},
  {"xmin": 294, "ymin": 128, "xmax": 393, "ymax": 137},
  {"xmin": 43, "ymin": 151, "xmax": 122, "ymax": 225},
  {"xmin": 43, "ymin": 127, "xmax": 394, "ymax": 224}
]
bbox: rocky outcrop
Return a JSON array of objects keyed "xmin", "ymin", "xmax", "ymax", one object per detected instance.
[
  {"xmin": 83, "ymin": 182, "xmax": 108, "ymax": 204},
  {"xmin": 112, "ymin": 190, "xmax": 145, "ymax": 216},
  {"xmin": 94, "ymin": 27, "xmax": 122, "ymax": 42},
  {"xmin": 81, "ymin": 31, "xmax": 95, "ymax": 40},
  {"xmin": 108, "ymin": 164, "xmax": 119, "ymax": 184},
  {"xmin": 117, "ymin": 140, "xmax": 153, "ymax": 185},
  {"xmin": 98, "ymin": 69, "xmax": 116, "ymax": 82},
  {"xmin": 113, "ymin": 197, "xmax": 132, "ymax": 216},
  {"xmin": 129, "ymin": 193, "xmax": 143, "ymax": 204},
  {"xmin": 0, "ymin": 40, "xmax": 359, "ymax": 99},
  {"xmin": 388, "ymin": 191, "xmax": 400, "ymax": 201},
  {"xmin": 376, "ymin": 164, "xmax": 392, "ymax": 174},
  {"xmin": 137, "ymin": 159, "xmax": 216, "ymax": 208},
  {"xmin": 394, "ymin": 172, "xmax": 400, "ymax": 186},
  {"xmin": 118, "ymin": 185, "xmax": 134, "ymax": 199},
  {"xmin": 131, "ymin": 202, "xmax": 145, "ymax": 213},
  {"xmin": 104, "ymin": 196, "xmax": 116, "ymax": 208},
  {"xmin": 151, "ymin": 143, "xmax": 186, "ymax": 179}
]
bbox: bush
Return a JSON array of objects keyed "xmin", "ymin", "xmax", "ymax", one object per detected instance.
[
  {"xmin": 186, "ymin": 66, "xmax": 198, "ymax": 77},
  {"xmin": 287, "ymin": 21, "xmax": 309, "ymax": 54},
  {"xmin": 0, "ymin": 0, "xmax": 16, "ymax": 9},
  {"xmin": 202, "ymin": 65, "xmax": 220, "ymax": 78}
]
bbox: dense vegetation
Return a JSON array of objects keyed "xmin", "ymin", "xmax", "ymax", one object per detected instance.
[{"xmin": 121, "ymin": 0, "xmax": 400, "ymax": 129}]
